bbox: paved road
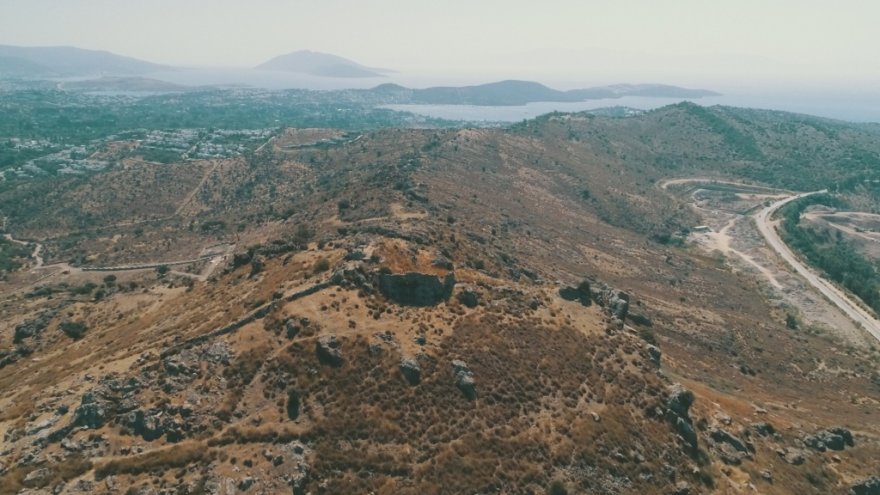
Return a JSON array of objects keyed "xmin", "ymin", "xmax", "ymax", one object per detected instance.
[
  {"xmin": 753, "ymin": 191, "xmax": 880, "ymax": 342},
  {"xmin": 660, "ymin": 178, "xmax": 880, "ymax": 343}
]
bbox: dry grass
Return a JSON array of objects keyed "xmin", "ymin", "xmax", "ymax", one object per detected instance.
[{"xmin": 95, "ymin": 442, "xmax": 210, "ymax": 480}]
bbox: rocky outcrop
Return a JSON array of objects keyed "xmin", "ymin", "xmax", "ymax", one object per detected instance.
[
  {"xmin": 851, "ymin": 476, "xmax": 880, "ymax": 495},
  {"xmin": 400, "ymin": 357, "xmax": 421, "ymax": 385},
  {"xmin": 666, "ymin": 384, "xmax": 697, "ymax": 450},
  {"xmin": 777, "ymin": 447, "xmax": 808, "ymax": 465},
  {"xmin": 709, "ymin": 428, "xmax": 753, "ymax": 465},
  {"xmin": 73, "ymin": 392, "xmax": 107, "ymax": 429},
  {"xmin": 558, "ymin": 280, "xmax": 591, "ymax": 306},
  {"xmin": 593, "ymin": 286, "xmax": 630, "ymax": 319},
  {"xmin": 378, "ymin": 272, "xmax": 455, "ymax": 306},
  {"xmin": 452, "ymin": 360, "xmax": 476, "ymax": 400},
  {"xmin": 119, "ymin": 408, "xmax": 184, "ymax": 442},
  {"xmin": 752, "ymin": 422, "xmax": 776, "ymax": 437},
  {"xmin": 646, "ymin": 345, "xmax": 662, "ymax": 366},
  {"xmin": 316, "ymin": 335, "xmax": 343, "ymax": 366},
  {"xmin": 804, "ymin": 427, "xmax": 854, "ymax": 451},
  {"xmin": 284, "ymin": 441, "xmax": 311, "ymax": 495}
]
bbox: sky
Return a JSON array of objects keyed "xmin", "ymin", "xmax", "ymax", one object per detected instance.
[{"xmin": 0, "ymin": 0, "xmax": 878, "ymax": 92}]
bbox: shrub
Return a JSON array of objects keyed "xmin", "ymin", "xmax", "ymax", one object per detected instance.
[
  {"xmin": 286, "ymin": 389, "xmax": 301, "ymax": 420},
  {"xmin": 313, "ymin": 257, "xmax": 330, "ymax": 273},
  {"xmin": 60, "ymin": 321, "xmax": 87, "ymax": 339},
  {"xmin": 548, "ymin": 480, "xmax": 569, "ymax": 495}
]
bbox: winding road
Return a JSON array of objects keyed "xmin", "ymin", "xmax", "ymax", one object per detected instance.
[
  {"xmin": 754, "ymin": 191, "xmax": 880, "ymax": 342},
  {"xmin": 662, "ymin": 178, "xmax": 880, "ymax": 343}
]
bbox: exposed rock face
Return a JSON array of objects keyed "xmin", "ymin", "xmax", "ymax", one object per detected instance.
[
  {"xmin": 316, "ymin": 335, "xmax": 343, "ymax": 366},
  {"xmin": 804, "ymin": 427, "xmax": 854, "ymax": 451},
  {"xmin": 284, "ymin": 441, "xmax": 311, "ymax": 495},
  {"xmin": 594, "ymin": 286, "xmax": 630, "ymax": 319},
  {"xmin": 558, "ymin": 280, "xmax": 591, "ymax": 306},
  {"xmin": 778, "ymin": 447, "xmax": 808, "ymax": 465},
  {"xmin": 378, "ymin": 272, "xmax": 455, "ymax": 306},
  {"xmin": 23, "ymin": 467, "xmax": 49, "ymax": 486},
  {"xmin": 330, "ymin": 264, "xmax": 371, "ymax": 292},
  {"xmin": 399, "ymin": 357, "xmax": 421, "ymax": 385},
  {"xmin": 709, "ymin": 428, "xmax": 753, "ymax": 464},
  {"xmin": 710, "ymin": 428, "xmax": 750, "ymax": 454},
  {"xmin": 73, "ymin": 392, "xmax": 107, "ymax": 429},
  {"xmin": 118, "ymin": 408, "xmax": 187, "ymax": 442},
  {"xmin": 666, "ymin": 384, "xmax": 697, "ymax": 450},
  {"xmin": 452, "ymin": 359, "xmax": 476, "ymax": 400},
  {"xmin": 851, "ymin": 476, "xmax": 880, "ymax": 495},
  {"xmin": 752, "ymin": 422, "xmax": 776, "ymax": 437}
]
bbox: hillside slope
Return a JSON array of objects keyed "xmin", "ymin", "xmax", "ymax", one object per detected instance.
[{"xmin": 2, "ymin": 106, "xmax": 880, "ymax": 494}]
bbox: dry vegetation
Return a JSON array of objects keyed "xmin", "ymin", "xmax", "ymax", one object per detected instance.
[{"xmin": 2, "ymin": 105, "xmax": 880, "ymax": 494}]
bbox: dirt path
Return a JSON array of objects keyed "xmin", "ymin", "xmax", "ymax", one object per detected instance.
[
  {"xmin": 3, "ymin": 233, "xmax": 44, "ymax": 270},
  {"xmin": 175, "ymin": 160, "xmax": 219, "ymax": 216}
]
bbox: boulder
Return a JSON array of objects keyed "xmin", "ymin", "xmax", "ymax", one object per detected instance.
[
  {"xmin": 804, "ymin": 427, "xmax": 854, "ymax": 451},
  {"xmin": 647, "ymin": 345, "xmax": 662, "ymax": 366},
  {"xmin": 710, "ymin": 428, "xmax": 751, "ymax": 454},
  {"xmin": 559, "ymin": 280, "xmax": 592, "ymax": 306},
  {"xmin": 73, "ymin": 392, "xmax": 106, "ymax": 429},
  {"xmin": 283, "ymin": 441, "xmax": 310, "ymax": 495},
  {"xmin": 667, "ymin": 384, "xmax": 695, "ymax": 419},
  {"xmin": 316, "ymin": 335, "xmax": 343, "ymax": 366},
  {"xmin": 777, "ymin": 447, "xmax": 808, "ymax": 465},
  {"xmin": 594, "ymin": 286, "xmax": 630, "ymax": 319},
  {"xmin": 238, "ymin": 476, "xmax": 257, "ymax": 491},
  {"xmin": 23, "ymin": 467, "xmax": 50, "ymax": 486},
  {"xmin": 120, "ymin": 409, "xmax": 164, "ymax": 441},
  {"xmin": 399, "ymin": 357, "xmax": 421, "ymax": 385},
  {"xmin": 378, "ymin": 272, "xmax": 455, "ymax": 306},
  {"xmin": 851, "ymin": 476, "xmax": 880, "ymax": 495},
  {"xmin": 666, "ymin": 384, "xmax": 697, "ymax": 450},
  {"xmin": 452, "ymin": 359, "xmax": 477, "ymax": 400},
  {"xmin": 163, "ymin": 353, "xmax": 198, "ymax": 377},
  {"xmin": 752, "ymin": 422, "xmax": 776, "ymax": 437}
]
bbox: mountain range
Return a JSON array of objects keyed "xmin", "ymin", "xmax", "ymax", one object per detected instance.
[{"xmin": 0, "ymin": 45, "xmax": 720, "ymax": 105}]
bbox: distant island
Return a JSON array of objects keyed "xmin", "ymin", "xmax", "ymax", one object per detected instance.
[
  {"xmin": 361, "ymin": 80, "xmax": 721, "ymax": 106},
  {"xmin": 255, "ymin": 50, "xmax": 391, "ymax": 78},
  {"xmin": 0, "ymin": 45, "xmax": 720, "ymax": 105}
]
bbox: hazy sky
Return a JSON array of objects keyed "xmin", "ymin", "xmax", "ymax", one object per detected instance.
[{"xmin": 1, "ymin": 0, "xmax": 878, "ymax": 90}]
